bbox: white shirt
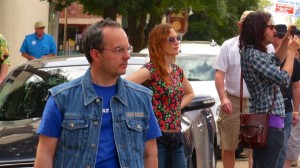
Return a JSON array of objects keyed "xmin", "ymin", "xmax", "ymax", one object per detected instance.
[{"xmin": 213, "ymin": 36, "xmax": 275, "ymax": 98}]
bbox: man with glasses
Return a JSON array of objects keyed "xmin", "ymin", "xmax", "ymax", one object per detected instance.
[
  {"xmin": 34, "ymin": 19, "xmax": 161, "ymax": 168},
  {"xmin": 20, "ymin": 21, "xmax": 56, "ymax": 60}
]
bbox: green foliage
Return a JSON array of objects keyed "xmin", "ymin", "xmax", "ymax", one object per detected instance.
[
  {"xmin": 185, "ymin": 0, "xmax": 259, "ymax": 44},
  {"xmin": 42, "ymin": 0, "xmax": 78, "ymax": 11},
  {"xmin": 295, "ymin": 18, "xmax": 300, "ymax": 28},
  {"xmin": 258, "ymin": 0, "xmax": 273, "ymax": 10},
  {"xmin": 43, "ymin": 0, "xmax": 260, "ymax": 51}
]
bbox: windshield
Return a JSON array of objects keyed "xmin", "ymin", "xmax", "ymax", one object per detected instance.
[
  {"xmin": 0, "ymin": 53, "xmax": 215, "ymax": 120},
  {"xmin": 0, "ymin": 66, "xmax": 88, "ymax": 120},
  {"xmin": 176, "ymin": 54, "xmax": 216, "ymax": 81}
]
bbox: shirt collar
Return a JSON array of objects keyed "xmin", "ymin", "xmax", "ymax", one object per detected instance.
[{"xmin": 81, "ymin": 68, "xmax": 127, "ymax": 106}]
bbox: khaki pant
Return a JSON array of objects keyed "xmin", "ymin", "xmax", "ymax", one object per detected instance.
[{"xmin": 217, "ymin": 91, "xmax": 249, "ymax": 151}]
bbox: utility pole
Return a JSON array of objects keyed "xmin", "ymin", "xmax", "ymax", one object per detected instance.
[{"xmin": 63, "ymin": 7, "xmax": 68, "ymax": 54}]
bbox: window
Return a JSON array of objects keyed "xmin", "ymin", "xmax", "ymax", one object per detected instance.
[{"xmin": 0, "ymin": 66, "xmax": 87, "ymax": 120}]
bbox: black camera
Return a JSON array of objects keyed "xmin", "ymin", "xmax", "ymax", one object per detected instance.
[
  {"xmin": 291, "ymin": 26, "xmax": 300, "ymax": 37},
  {"xmin": 274, "ymin": 24, "xmax": 287, "ymax": 39}
]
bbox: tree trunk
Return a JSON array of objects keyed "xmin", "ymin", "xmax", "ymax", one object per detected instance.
[
  {"xmin": 143, "ymin": 15, "xmax": 161, "ymax": 49},
  {"xmin": 127, "ymin": 12, "xmax": 148, "ymax": 52},
  {"xmin": 127, "ymin": 13, "xmax": 137, "ymax": 51},
  {"xmin": 136, "ymin": 13, "xmax": 147, "ymax": 52},
  {"xmin": 103, "ymin": 4, "xmax": 117, "ymax": 20}
]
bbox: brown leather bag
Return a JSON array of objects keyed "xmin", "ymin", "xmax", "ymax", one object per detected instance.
[
  {"xmin": 238, "ymin": 75, "xmax": 276, "ymax": 149},
  {"xmin": 239, "ymin": 113, "xmax": 269, "ymax": 148}
]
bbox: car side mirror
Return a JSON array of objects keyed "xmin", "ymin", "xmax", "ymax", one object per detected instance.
[{"xmin": 181, "ymin": 96, "xmax": 215, "ymax": 113}]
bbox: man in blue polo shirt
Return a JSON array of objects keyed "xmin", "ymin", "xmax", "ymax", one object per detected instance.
[{"xmin": 20, "ymin": 21, "xmax": 56, "ymax": 60}]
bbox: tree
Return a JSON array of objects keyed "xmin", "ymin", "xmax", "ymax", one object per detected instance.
[
  {"xmin": 45, "ymin": 0, "xmax": 227, "ymax": 52},
  {"xmin": 295, "ymin": 18, "xmax": 300, "ymax": 28},
  {"xmin": 45, "ymin": 0, "xmax": 262, "ymax": 50}
]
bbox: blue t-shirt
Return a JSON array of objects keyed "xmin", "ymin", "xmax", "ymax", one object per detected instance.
[
  {"xmin": 38, "ymin": 84, "xmax": 160, "ymax": 167},
  {"xmin": 94, "ymin": 84, "xmax": 119, "ymax": 168},
  {"xmin": 20, "ymin": 33, "xmax": 56, "ymax": 58}
]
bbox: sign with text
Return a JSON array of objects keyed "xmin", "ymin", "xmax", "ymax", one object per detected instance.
[
  {"xmin": 276, "ymin": 3, "xmax": 294, "ymax": 15},
  {"xmin": 275, "ymin": 0, "xmax": 300, "ymax": 16}
]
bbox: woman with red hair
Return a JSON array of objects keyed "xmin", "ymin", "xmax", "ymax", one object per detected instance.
[{"xmin": 127, "ymin": 23, "xmax": 194, "ymax": 168}]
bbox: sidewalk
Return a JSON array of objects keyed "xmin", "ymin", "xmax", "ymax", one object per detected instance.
[
  {"xmin": 216, "ymin": 158, "xmax": 249, "ymax": 168},
  {"xmin": 216, "ymin": 158, "xmax": 300, "ymax": 168}
]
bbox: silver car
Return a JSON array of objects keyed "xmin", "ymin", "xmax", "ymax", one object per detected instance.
[{"xmin": 0, "ymin": 54, "xmax": 216, "ymax": 168}]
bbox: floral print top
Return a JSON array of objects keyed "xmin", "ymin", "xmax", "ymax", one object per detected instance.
[
  {"xmin": 0, "ymin": 34, "xmax": 10, "ymax": 65},
  {"xmin": 143, "ymin": 63, "xmax": 185, "ymax": 131}
]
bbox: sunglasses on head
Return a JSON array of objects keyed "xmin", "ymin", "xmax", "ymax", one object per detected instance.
[{"xmin": 167, "ymin": 35, "xmax": 181, "ymax": 43}]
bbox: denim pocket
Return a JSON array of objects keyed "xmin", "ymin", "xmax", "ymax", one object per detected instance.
[
  {"xmin": 61, "ymin": 118, "xmax": 89, "ymax": 150},
  {"xmin": 126, "ymin": 119, "xmax": 148, "ymax": 132},
  {"xmin": 124, "ymin": 119, "xmax": 148, "ymax": 151}
]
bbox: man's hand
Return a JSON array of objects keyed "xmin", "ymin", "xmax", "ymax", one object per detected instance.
[{"xmin": 220, "ymin": 97, "xmax": 232, "ymax": 114}]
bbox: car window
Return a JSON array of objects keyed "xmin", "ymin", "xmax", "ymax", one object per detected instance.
[
  {"xmin": 0, "ymin": 63, "xmax": 145, "ymax": 121},
  {"xmin": 0, "ymin": 66, "xmax": 88, "ymax": 120},
  {"xmin": 176, "ymin": 54, "xmax": 216, "ymax": 81}
]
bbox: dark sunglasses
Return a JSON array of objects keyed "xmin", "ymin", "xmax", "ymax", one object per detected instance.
[
  {"xmin": 267, "ymin": 24, "xmax": 275, "ymax": 30},
  {"xmin": 167, "ymin": 35, "xmax": 181, "ymax": 43},
  {"xmin": 37, "ymin": 27, "xmax": 45, "ymax": 29}
]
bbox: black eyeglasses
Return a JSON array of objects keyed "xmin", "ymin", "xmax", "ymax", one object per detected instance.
[
  {"xmin": 167, "ymin": 35, "xmax": 181, "ymax": 43},
  {"xmin": 37, "ymin": 27, "xmax": 45, "ymax": 29},
  {"xmin": 267, "ymin": 24, "xmax": 275, "ymax": 30},
  {"xmin": 103, "ymin": 45, "xmax": 133, "ymax": 55}
]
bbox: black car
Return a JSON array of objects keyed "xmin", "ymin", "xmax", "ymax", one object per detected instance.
[{"xmin": 0, "ymin": 54, "xmax": 217, "ymax": 168}]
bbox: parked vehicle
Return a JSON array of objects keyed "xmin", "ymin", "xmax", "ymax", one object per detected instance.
[{"xmin": 0, "ymin": 54, "xmax": 216, "ymax": 168}]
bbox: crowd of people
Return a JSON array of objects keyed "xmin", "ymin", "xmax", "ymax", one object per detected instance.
[
  {"xmin": 0, "ymin": 9, "xmax": 300, "ymax": 168},
  {"xmin": 215, "ymin": 10, "xmax": 300, "ymax": 168}
]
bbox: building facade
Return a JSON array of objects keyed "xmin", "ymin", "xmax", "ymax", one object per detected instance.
[{"xmin": 0, "ymin": 1, "xmax": 121, "ymax": 70}]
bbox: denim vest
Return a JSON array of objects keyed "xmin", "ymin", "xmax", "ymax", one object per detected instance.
[{"xmin": 50, "ymin": 69, "xmax": 153, "ymax": 168}]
